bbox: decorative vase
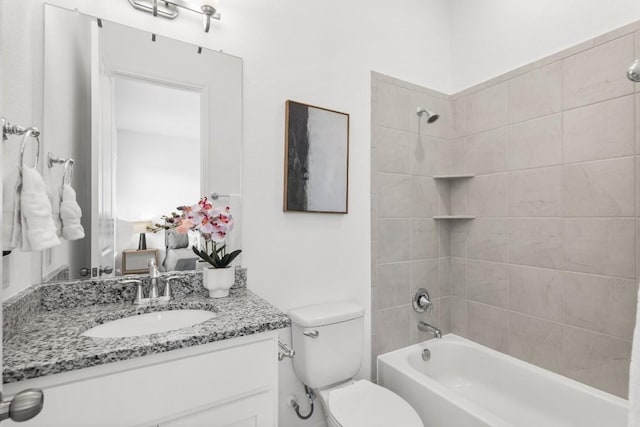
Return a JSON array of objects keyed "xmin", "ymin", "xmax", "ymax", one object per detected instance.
[{"xmin": 202, "ymin": 266, "xmax": 235, "ymax": 298}]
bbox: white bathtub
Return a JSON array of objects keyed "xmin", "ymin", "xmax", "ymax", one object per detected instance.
[{"xmin": 378, "ymin": 334, "xmax": 629, "ymax": 427}]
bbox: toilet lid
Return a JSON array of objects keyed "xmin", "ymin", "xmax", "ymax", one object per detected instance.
[{"xmin": 327, "ymin": 380, "xmax": 423, "ymax": 427}]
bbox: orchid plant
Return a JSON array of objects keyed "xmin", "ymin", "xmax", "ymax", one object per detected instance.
[{"xmin": 152, "ymin": 197, "xmax": 241, "ymax": 269}]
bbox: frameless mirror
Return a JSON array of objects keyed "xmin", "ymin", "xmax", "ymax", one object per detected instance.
[{"xmin": 4, "ymin": 5, "xmax": 242, "ymax": 284}]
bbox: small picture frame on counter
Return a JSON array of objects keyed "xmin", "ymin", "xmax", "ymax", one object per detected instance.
[{"xmin": 122, "ymin": 249, "xmax": 160, "ymax": 275}]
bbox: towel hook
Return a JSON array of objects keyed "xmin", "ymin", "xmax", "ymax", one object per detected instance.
[
  {"xmin": 19, "ymin": 128, "xmax": 40, "ymax": 169},
  {"xmin": 63, "ymin": 159, "xmax": 75, "ymax": 186}
]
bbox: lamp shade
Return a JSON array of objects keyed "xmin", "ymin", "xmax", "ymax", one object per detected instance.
[{"xmin": 132, "ymin": 220, "xmax": 153, "ymax": 234}]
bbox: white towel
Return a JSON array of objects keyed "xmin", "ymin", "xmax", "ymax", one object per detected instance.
[
  {"xmin": 629, "ymin": 286, "xmax": 640, "ymax": 426},
  {"xmin": 2, "ymin": 168, "xmax": 21, "ymax": 251},
  {"xmin": 48, "ymin": 186, "xmax": 62, "ymax": 238},
  {"xmin": 19, "ymin": 166, "xmax": 61, "ymax": 251},
  {"xmin": 60, "ymin": 184, "xmax": 85, "ymax": 241}
]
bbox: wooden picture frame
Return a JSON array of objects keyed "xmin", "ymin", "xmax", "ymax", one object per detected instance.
[
  {"xmin": 284, "ymin": 100, "xmax": 350, "ymax": 213},
  {"xmin": 122, "ymin": 249, "xmax": 160, "ymax": 275}
]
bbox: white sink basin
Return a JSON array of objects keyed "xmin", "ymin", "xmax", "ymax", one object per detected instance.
[{"xmin": 83, "ymin": 309, "xmax": 216, "ymax": 338}]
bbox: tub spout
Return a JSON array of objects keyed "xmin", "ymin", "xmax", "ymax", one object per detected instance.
[{"xmin": 418, "ymin": 321, "xmax": 442, "ymax": 339}]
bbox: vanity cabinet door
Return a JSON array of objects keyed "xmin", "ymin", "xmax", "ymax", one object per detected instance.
[
  {"xmin": 160, "ymin": 390, "xmax": 273, "ymax": 427},
  {"xmin": 4, "ymin": 335, "xmax": 278, "ymax": 427}
]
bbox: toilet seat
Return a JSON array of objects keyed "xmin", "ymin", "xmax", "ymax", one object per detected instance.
[{"xmin": 324, "ymin": 380, "xmax": 423, "ymax": 427}]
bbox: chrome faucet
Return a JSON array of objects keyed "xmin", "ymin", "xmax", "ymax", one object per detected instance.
[
  {"xmin": 418, "ymin": 321, "xmax": 442, "ymax": 339},
  {"xmin": 121, "ymin": 262, "xmax": 180, "ymax": 305}
]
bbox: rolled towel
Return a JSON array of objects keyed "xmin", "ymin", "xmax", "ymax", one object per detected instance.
[
  {"xmin": 60, "ymin": 184, "xmax": 85, "ymax": 241},
  {"xmin": 48, "ymin": 186, "xmax": 62, "ymax": 238},
  {"xmin": 20, "ymin": 166, "xmax": 61, "ymax": 251}
]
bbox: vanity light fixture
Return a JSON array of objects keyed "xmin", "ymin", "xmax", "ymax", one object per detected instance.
[{"xmin": 128, "ymin": 0, "xmax": 221, "ymax": 33}]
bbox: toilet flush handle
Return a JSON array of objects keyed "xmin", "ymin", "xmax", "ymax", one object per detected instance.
[{"xmin": 303, "ymin": 329, "xmax": 319, "ymax": 338}]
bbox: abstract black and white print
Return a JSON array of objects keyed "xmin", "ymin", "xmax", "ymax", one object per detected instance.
[{"xmin": 285, "ymin": 100, "xmax": 349, "ymax": 213}]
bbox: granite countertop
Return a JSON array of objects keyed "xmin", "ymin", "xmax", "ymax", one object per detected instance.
[{"xmin": 3, "ymin": 271, "xmax": 290, "ymax": 384}]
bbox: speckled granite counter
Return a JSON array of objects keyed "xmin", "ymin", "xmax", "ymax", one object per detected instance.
[{"xmin": 3, "ymin": 270, "xmax": 290, "ymax": 384}]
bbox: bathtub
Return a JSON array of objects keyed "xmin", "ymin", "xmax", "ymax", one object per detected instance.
[{"xmin": 377, "ymin": 334, "xmax": 628, "ymax": 427}]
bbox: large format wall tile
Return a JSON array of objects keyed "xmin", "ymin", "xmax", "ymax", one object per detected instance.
[
  {"xmin": 373, "ymin": 127, "xmax": 411, "ymax": 174},
  {"xmin": 466, "ymin": 82, "xmax": 508, "ymax": 135},
  {"xmin": 466, "ymin": 219, "xmax": 508, "ymax": 262},
  {"xmin": 373, "ymin": 306, "xmax": 411, "ymax": 353},
  {"xmin": 375, "ymin": 173, "xmax": 412, "ymax": 218},
  {"xmin": 410, "ymin": 259, "xmax": 439, "ymax": 298},
  {"xmin": 467, "ymin": 302, "xmax": 509, "ymax": 352},
  {"xmin": 451, "ymin": 258, "xmax": 466, "ymax": 297},
  {"xmin": 562, "ymin": 34, "xmax": 634, "ymax": 110},
  {"xmin": 466, "ymin": 127, "xmax": 508, "ymax": 175},
  {"xmin": 563, "ymin": 219, "xmax": 636, "ymax": 278},
  {"xmin": 376, "ymin": 262, "xmax": 410, "ymax": 310},
  {"xmin": 467, "ymin": 174, "xmax": 508, "ymax": 217},
  {"xmin": 509, "ymin": 61, "xmax": 562, "ymax": 124},
  {"xmin": 410, "ymin": 135, "xmax": 436, "ymax": 176},
  {"xmin": 563, "ymin": 326, "xmax": 631, "ymax": 398},
  {"xmin": 372, "ymin": 80, "xmax": 412, "ymax": 130},
  {"xmin": 410, "ymin": 219, "xmax": 438, "ymax": 260},
  {"xmin": 508, "ymin": 114, "xmax": 562, "ymax": 170},
  {"xmin": 411, "ymin": 176, "xmax": 437, "ymax": 218},
  {"xmin": 450, "ymin": 297, "xmax": 468, "ymax": 336},
  {"xmin": 508, "ymin": 219, "xmax": 563, "ymax": 269},
  {"xmin": 509, "ymin": 265, "xmax": 563, "ymax": 322},
  {"xmin": 447, "ymin": 96, "xmax": 467, "ymax": 139},
  {"xmin": 466, "ymin": 260, "xmax": 509, "ymax": 308},
  {"xmin": 562, "ymin": 157, "xmax": 635, "ymax": 217},
  {"xmin": 376, "ymin": 219, "xmax": 410, "ymax": 263},
  {"xmin": 508, "ymin": 313, "xmax": 563, "ymax": 373},
  {"xmin": 563, "ymin": 272, "xmax": 637, "ymax": 340},
  {"xmin": 508, "ymin": 167, "xmax": 562, "ymax": 217},
  {"xmin": 434, "ymin": 138, "xmax": 466, "ymax": 175},
  {"xmin": 563, "ymin": 95, "xmax": 635, "ymax": 163}
]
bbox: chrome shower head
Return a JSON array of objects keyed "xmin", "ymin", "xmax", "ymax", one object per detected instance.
[
  {"xmin": 628, "ymin": 59, "xmax": 640, "ymax": 82},
  {"xmin": 417, "ymin": 107, "xmax": 439, "ymax": 123}
]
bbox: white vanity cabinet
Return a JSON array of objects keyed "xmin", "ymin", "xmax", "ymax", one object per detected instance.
[{"xmin": 4, "ymin": 332, "xmax": 279, "ymax": 427}]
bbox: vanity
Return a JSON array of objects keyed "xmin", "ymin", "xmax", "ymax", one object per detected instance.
[{"xmin": 3, "ymin": 271, "xmax": 290, "ymax": 426}]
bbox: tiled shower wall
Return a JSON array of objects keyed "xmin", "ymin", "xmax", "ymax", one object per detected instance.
[
  {"xmin": 370, "ymin": 72, "xmax": 459, "ymax": 381},
  {"xmin": 371, "ymin": 24, "xmax": 640, "ymax": 397}
]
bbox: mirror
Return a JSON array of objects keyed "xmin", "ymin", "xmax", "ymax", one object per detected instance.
[{"xmin": 4, "ymin": 5, "xmax": 242, "ymax": 285}]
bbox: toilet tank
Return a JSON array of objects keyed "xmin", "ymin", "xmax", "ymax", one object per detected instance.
[{"xmin": 288, "ymin": 302, "xmax": 364, "ymax": 389}]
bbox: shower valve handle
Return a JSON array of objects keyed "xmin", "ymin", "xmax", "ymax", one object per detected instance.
[{"xmin": 413, "ymin": 288, "xmax": 433, "ymax": 313}]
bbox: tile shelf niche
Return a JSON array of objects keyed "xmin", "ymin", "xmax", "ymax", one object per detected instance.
[
  {"xmin": 433, "ymin": 174, "xmax": 475, "ymax": 179},
  {"xmin": 434, "ymin": 174, "xmax": 475, "ymax": 220}
]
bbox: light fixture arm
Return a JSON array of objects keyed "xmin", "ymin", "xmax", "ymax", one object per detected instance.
[{"xmin": 128, "ymin": 0, "xmax": 221, "ymax": 33}]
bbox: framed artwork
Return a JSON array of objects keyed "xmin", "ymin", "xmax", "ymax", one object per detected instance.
[
  {"xmin": 122, "ymin": 249, "xmax": 160, "ymax": 275},
  {"xmin": 284, "ymin": 100, "xmax": 350, "ymax": 213}
]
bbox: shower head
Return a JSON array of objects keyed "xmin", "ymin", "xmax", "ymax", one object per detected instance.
[
  {"xmin": 417, "ymin": 107, "xmax": 439, "ymax": 123},
  {"xmin": 628, "ymin": 59, "xmax": 640, "ymax": 82}
]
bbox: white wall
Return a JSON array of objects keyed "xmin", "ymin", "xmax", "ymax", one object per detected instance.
[
  {"xmin": 450, "ymin": 0, "xmax": 640, "ymax": 90},
  {"xmin": 0, "ymin": 0, "xmax": 45, "ymax": 297}
]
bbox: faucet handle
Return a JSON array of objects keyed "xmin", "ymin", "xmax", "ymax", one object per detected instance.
[
  {"xmin": 162, "ymin": 275, "xmax": 181, "ymax": 299},
  {"xmin": 121, "ymin": 279, "xmax": 144, "ymax": 305}
]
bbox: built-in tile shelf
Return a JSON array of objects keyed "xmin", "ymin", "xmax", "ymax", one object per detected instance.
[
  {"xmin": 433, "ymin": 215, "xmax": 476, "ymax": 220},
  {"xmin": 433, "ymin": 174, "xmax": 474, "ymax": 180}
]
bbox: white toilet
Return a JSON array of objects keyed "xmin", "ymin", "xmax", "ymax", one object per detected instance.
[{"xmin": 288, "ymin": 302, "xmax": 423, "ymax": 427}]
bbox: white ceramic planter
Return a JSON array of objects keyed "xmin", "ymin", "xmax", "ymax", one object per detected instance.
[{"xmin": 202, "ymin": 266, "xmax": 235, "ymax": 298}]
